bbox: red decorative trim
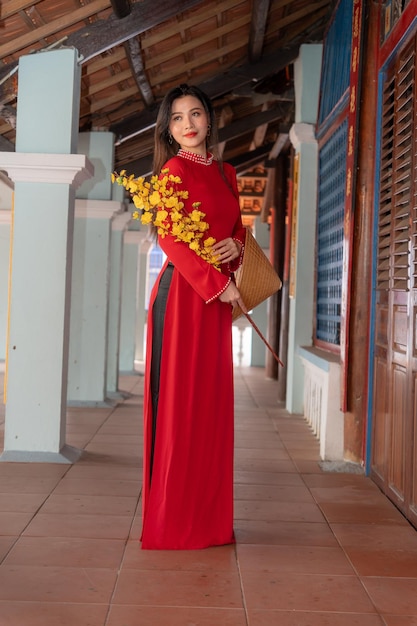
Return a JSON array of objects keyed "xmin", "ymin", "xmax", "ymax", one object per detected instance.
[
  {"xmin": 340, "ymin": 0, "xmax": 364, "ymax": 412},
  {"xmin": 205, "ymin": 277, "xmax": 231, "ymax": 304}
]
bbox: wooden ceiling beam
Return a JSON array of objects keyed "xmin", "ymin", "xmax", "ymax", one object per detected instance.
[
  {"xmin": 125, "ymin": 37, "xmax": 154, "ymax": 107},
  {"xmin": 0, "ymin": 0, "xmax": 111, "ymax": 59},
  {"xmin": 148, "ymin": 39, "xmax": 246, "ymax": 87},
  {"xmin": 0, "ymin": 0, "xmax": 43, "ymax": 21},
  {"xmin": 109, "ymin": 0, "xmax": 131, "ymax": 19},
  {"xmin": 111, "ymin": 45, "xmax": 299, "ymax": 142},
  {"xmin": 217, "ymin": 106, "xmax": 285, "ymax": 144},
  {"xmin": 82, "ymin": 68, "xmax": 132, "ymax": 98},
  {"xmin": 0, "ymin": 134, "xmax": 14, "ymax": 151},
  {"xmin": 143, "ymin": 13, "xmax": 251, "ymax": 71},
  {"xmin": 249, "ymin": 0, "xmax": 271, "ymax": 62},
  {"xmin": 90, "ymin": 85, "xmax": 138, "ymax": 113},
  {"xmin": 142, "ymin": 0, "xmax": 243, "ymax": 47},
  {"xmin": 62, "ymin": 0, "xmax": 206, "ymax": 64},
  {"xmin": 0, "ymin": 0, "xmax": 205, "ymax": 81},
  {"xmin": 84, "ymin": 48, "xmax": 125, "ymax": 75}
]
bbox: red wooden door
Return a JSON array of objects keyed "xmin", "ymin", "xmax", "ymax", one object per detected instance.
[{"xmin": 371, "ymin": 39, "xmax": 417, "ymax": 527}]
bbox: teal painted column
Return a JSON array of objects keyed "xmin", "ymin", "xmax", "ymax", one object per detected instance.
[
  {"xmin": 67, "ymin": 200, "xmax": 122, "ymax": 404},
  {"xmin": 0, "ymin": 49, "xmax": 93, "ymax": 462},
  {"xmin": 107, "ymin": 211, "xmax": 132, "ymax": 396},
  {"xmin": 67, "ymin": 131, "xmax": 124, "ymax": 404},
  {"xmin": 285, "ymin": 43, "xmax": 322, "ymax": 414},
  {"xmin": 119, "ymin": 230, "xmax": 146, "ymax": 372},
  {"xmin": 0, "ymin": 175, "xmax": 13, "ymax": 360}
]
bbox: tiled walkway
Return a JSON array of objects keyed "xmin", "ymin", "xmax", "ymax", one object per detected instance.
[{"xmin": 1, "ymin": 365, "xmax": 417, "ymax": 625}]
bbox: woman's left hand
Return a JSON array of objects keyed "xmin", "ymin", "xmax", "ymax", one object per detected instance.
[{"xmin": 211, "ymin": 238, "xmax": 241, "ymax": 264}]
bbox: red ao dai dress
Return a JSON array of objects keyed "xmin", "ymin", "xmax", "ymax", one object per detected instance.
[{"xmin": 140, "ymin": 149, "xmax": 245, "ymax": 550}]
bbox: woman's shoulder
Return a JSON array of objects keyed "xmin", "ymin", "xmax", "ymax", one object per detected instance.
[
  {"xmin": 162, "ymin": 155, "xmax": 185, "ymax": 175},
  {"xmin": 220, "ymin": 160, "xmax": 238, "ymax": 185}
]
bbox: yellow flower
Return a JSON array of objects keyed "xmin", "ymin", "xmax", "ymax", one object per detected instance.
[{"xmin": 141, "ymin": 212, "xmax": 153, "ymax": 225}]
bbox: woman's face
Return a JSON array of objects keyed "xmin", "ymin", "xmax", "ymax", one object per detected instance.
[{"xmin": 169, "ymin": 95, "xmax": 210, "ymax": 155}]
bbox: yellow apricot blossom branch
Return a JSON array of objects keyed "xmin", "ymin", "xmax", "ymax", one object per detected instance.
[{"xmin": 111, "ymin": 169, "xmax": 220, "ymax": 269}]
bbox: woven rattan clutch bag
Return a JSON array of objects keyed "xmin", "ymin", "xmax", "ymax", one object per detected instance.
[{"xmin": 232, "ymin": 228, "xmax": 282, "ymax": 321}]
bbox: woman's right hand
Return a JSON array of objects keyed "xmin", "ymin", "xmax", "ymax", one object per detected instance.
[{"xmin": 219, "ymin": 282, "xmax": 247, "ymax": 316}]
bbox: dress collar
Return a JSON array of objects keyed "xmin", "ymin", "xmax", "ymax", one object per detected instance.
[{"xmin": 177, "ymin": 149, "xmax": 214, "ymax": 165}]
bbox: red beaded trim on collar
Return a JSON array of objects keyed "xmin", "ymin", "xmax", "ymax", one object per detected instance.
[{"xmin": 177, "ymin": 149, "xmax": 214, "ymax": 165}]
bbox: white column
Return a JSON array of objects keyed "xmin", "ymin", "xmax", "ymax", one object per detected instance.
[
  {"xmin": 0, "ymin": 154, "xmax": 93, "ymax": 462},
  {"xmin": 286, "ymin": 123, "xmax": 318, "ymax": 414}
]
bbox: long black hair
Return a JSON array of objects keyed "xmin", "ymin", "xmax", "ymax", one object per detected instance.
[{"xmin": 152, "ymin": 83, "xmax": 221, "ymax": 175}]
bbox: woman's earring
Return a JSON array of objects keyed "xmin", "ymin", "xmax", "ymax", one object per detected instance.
[
  {"xmin": 207, "ymin": 124, "xmax": 211, "ymax": 137},
  {"xmin": 168, "ymin": 132, "xmax": 173, "ymax": 144}
]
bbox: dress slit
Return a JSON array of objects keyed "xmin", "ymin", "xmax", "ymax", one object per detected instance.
[{"xmin": 149, "ymin": 263, "xmax": 174, "ymax": 479}]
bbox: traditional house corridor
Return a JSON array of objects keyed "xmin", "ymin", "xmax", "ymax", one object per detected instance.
[{"xmin": 1, "ymin": 356, "xmax": 417, "ymax": 625}]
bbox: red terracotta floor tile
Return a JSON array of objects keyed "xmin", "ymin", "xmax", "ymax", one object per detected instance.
[
  {"xmin": 291, "ymin": 460, "xmax": 324, "ymax": 473},
  {"xmin": 22, "ymin": 512, "xmax": 133, "ymax": 539},
  {"xmin": 52, "ymin": 476, "xmax": 140, "ymax": 497},
  {"xmin": 0, "ymin": 536, "xmax": 17, "ymax": 562},
  {"xmin": 67, "ymin": 463, "xmax": 140, "ymax": 481},
  {"xmin": 234, "ymin": 434, "xmax": 284, "ymax": 449},
  {"xmin": 234, "ymin": 520, "xmax": 339, "ymax": 546},
  {"xmin": 234, "ymin": 499, "xmax": 326, "ymax": 523},
  {"xmin": 247, "ymin": 610, "xmax": 385, "ymax": 625},
  {"xmin": 361, "ymin": 577, "xmax": 417, "ymax": 614},
  {"xmin": 330, "ymin": 523, "xmax": 417, "ymax": 550},
  {"xmin": 319, "ymin": 502, "xmax": 410, "ymax": 525},
  {"xmin": 129, "ymin": 513, "xmax": 143, "ymax": 540},
  {"xmin": 236, "ymin": 544, "xmax": 354, "ymax": 575},
  {"xmin": 302, "ymin": 473, "xmax": 370, "ymax": 488},
  {"xmin": 122, "ymin": 540, "xmax": 237, "ymax": 571},
  {"xmin": 234, "ymin": 458, "xmax": 297, "ymax": 473},
  {"xmin": 0, "ymin": 492, "xmax": 48, "ymax": 513},
  {"xmin": 0, "ymin": 512, "xmax": 36, "ymax": 536},
  {"xmin": 383, "ymin": 617, "xmax": 417, "ymax": 625},
  {"xmin": 234, "ymin": 483, "xmax": 315, "ymax": 503},
  {"xmin": 4, "ymin": 536, "xmax": 126, "ymax": 568},
  {"xmin": 345, "ymin": 547, "xmax": 417, "ymax": 577},
  {"xmin": 241, "ymin": 571, "xmax": 377, "ymax": 612},
  {"xmin": 39, "ymin": 493, "xmax": 137, "ymax": 516},
  {"xmin": 113, "ymin": 568, "xmax": 244, "ymax": 608},
  {"xmin": 92, "ymin": 433, "xmax": 141, "ymax": 445},
  {"xmin": 107, "ymin": 605, "xmax": 247, "ymax": 625},
  {"xmin": 0, "ymin": 475, "xmax": 64, "ymax": 494},
  {"xmin": 234, "ymin": 470, "xmax": 304, "ymax": 486},
  {"xmin": 0, "ymin": 463, "xmax": 69, "ymax": 478},
  {"xmin": 0, "ymin": 602, "xmax": 108, "ymax": 626},
  {"xmin": 310, "ymin": 484, "xmax": 389, "ymax": 504},
  {"xmin": 0, "ymin": 565, "xmax": 117, "ymax": 603},
  {"xmin": 234, "ymin": 447, "xmax": 290, "ymax": 460}
]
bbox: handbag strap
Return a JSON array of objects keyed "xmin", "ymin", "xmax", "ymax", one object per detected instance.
[{"xmin": 243, "ymin": 312, "xmax": 284, "ymax": 367}]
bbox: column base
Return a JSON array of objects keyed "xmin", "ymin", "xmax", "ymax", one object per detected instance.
[{"xmin": 0, "ymin": 444, "xmax": 82, "ymax": 464}]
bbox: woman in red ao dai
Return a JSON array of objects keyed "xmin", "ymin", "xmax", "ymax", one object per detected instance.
[{"xmin": 141, "ymin": 84, "xmax": 246, "ymax": 549}]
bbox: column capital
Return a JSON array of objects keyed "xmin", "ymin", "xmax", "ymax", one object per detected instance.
[
  {"xmin": 289, "ymin": 123, "xmax": 317, "ymax": 151},
  {"xmin": 112, "ymin": 211, "xmax": 133, "ymax": 232},
  {"xmin": 75, "ymin": 198, "xmax": 124, "ymax": 219},
  {"xmin": 124, "ymin": 229, "xmax": 148, "ymax": 245},
  {"xmin": 0, "ymin": 153, "xmax": 94, "ymax": 188}
]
